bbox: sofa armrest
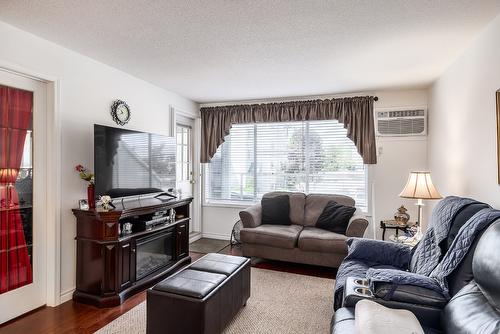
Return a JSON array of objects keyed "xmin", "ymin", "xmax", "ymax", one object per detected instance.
[
  {"xmin": 342, "ymin": 276, "xmax": 444, "ymax": 329},
  {"xmin": 372, "ymin": 282, "xmax": 447, "ymax": 308},
  {"xmin": 345, "ymin": 238, "xmax": 412, "ymax": 269},
  {"xmin": 366, "ymin": 268, "xmax": 443, "ymax": 299},
  {"xmin": 346, "ymin": 214, "xmax": 369, "ymax": 237},
  {"xmin": 239, "ymin": 203, "xmax": 262, "ymax": 228}
]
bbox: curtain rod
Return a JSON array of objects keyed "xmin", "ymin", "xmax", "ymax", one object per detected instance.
[{"xmin": 201, "ymin": 95, "xmax": 379, "ymax": 108}]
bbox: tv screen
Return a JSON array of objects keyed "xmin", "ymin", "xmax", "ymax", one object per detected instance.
[{"xmin": 94, "ymin": 124, "xmax": 176, "ymax": 199}]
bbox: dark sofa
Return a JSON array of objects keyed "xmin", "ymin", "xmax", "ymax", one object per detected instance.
[{"xmin": 331, "ymin": 215, "xmax": 500, "ymax": 333}]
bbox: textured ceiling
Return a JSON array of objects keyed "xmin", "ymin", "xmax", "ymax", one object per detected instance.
[{"xmin": 1, "ymin": 1, "xmax": 499, "ymax": 103}]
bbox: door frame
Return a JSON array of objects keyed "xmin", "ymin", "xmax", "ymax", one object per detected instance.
[
  {"xmin": 0, "ymin": 61, "xmax": 62, "ymax": 307},
  {"xmin": 170, "ymin": 105, "xmax": 202, "ymax": 241}
]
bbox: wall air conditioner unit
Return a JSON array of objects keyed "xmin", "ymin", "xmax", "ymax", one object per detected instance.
[{"xmin": 376, "ymin": 108, "xmax": 427, "ymax": 137}]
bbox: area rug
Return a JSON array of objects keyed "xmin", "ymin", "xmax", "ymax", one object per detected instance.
[
  {"xmin": 189, "ymin": 238, "xmax": 230, "ymax": 254},
  {"xmin": 95, "ymin": 268, "xmax": 334, "ymax": 334}
]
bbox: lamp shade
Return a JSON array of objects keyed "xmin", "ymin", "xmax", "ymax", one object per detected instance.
[
  {"xmin": 0, "ymin": 168, "xmax": 18, "ymax": 183},
  {"xmin": 399, "ymin": 171, "xmax": 442, "ymax": 200}
]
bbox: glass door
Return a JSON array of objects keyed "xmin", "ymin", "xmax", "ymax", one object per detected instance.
[
  {"xmin": 0, "ymin": 71, "xmax": 47, "ymax": 323},
  {"xmin": 176, "ymin": 123, "xmax": 193, "ymax": 197},
  {"xmin": 176, "ymin": 116, "xmax": 195, "ymax": 234}
]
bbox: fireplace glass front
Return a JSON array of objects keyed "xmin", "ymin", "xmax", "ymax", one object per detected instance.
[{"xmin": 136, "ymin": 230, "xmax": 174, "ymax": 280}]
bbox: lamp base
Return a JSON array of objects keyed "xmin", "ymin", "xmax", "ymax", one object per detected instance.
[
  {"xmin": 1, "ymin": 184, "xmax": 16, "ymax": 208},
  {"xmin": 415, "ymin": 198, "xmax": 424, "ymax": 240}
]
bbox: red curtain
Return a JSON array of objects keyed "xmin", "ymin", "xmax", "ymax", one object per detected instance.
[{"xmin": 0, "ymin": 85, "xmax": 33, "ymax": 294}]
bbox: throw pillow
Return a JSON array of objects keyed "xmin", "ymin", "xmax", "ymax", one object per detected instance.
[
  {"xmin": 315, "ymin": 201, "xmax": 356, "ymax": 234},
  {"xmin": 261, "ymin": 195, "xmax": 291, "ymax": 225}
]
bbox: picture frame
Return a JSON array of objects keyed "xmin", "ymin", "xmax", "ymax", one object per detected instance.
[
  {"xmin": 497, "ymin": 91, "xmax": 500, "ymax": 184},
  {"xmin": 78, "ymin": 199, "xmax": 89, "ymax": 210}
]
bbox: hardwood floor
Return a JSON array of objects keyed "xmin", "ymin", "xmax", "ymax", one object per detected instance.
[
  {"xmin": 0, "ymin": 252, "xmax": 204, "ymax": 334},
  {"xmin": 0, "ymin": 290, "xmax": 149, "ymax": 334},
  {"xmin": 0, "ymin": 243, "xmax": 336, "ymax": 334}
]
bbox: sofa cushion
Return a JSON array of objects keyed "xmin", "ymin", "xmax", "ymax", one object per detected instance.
[
  {"xmin": 153, "ymin": 269, "xmax": 226, "ymax": 298},
  {"xmin": 263, "ymin": 192, "xmax": 305, "ymax": 225},
  {"xmin": 355, "ymin": 300, "xmax": 424, "ymax": 334},
  {"xmin": 298, "ymin": 226, "xmax": 348, "ymax": 253},
  {"xmin": 332, "ymin": 307, "xmax": 441, "ymax": 334},
  {"xmin": 304, "ymin": 194, "xmax": 355, "ymax": 226},
  {"xmin": 190, "ymin": 253, "xmax": 248, "ymax": 276},
  {"xmin": 315, "ymin": 201, "xmax": 356, "ymax": 234},
  {"xmin": 261, "ymin": 195, "xmax": 291, "ymax": 225},
  {"xmin": 240, "ymin": 224, "xmax": 303, "ymax": 249}
]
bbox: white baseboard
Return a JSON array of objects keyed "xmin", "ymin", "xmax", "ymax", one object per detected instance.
[
  {"xmin": 189, "ymin": 232, "xmax": 202, "ymax": 243},
  {"xmin": 202, "ymin": 232, "xmax": 231, "ymax": 241},
  {"xmin": 60, "ymin": 288, "xmax": 75, "ymax": 304}
]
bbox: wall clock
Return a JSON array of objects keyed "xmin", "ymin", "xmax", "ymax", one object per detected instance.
[{"xmin": 111, "ymin": 100, "xmax": 131, "ymax": 126}]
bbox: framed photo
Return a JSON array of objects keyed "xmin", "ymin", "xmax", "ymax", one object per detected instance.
[
  {"xmin": 78, "ymin": 199, "xmax": 89, "ymax": 210},
  {"xmin": 497, "ymin": 91, "xmax": 500, "ymax": 184}
]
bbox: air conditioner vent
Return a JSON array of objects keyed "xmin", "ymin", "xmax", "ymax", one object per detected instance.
[{"xmin": 376, "ymin": 108, "xmax": 427, "ymax": 136}]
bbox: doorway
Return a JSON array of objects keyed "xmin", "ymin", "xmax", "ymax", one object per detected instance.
[
  {"xmin": 175, "ymin": 114, "xmax": 200, "ymax": 237},
  {"xmin": 0, "ymin": 70, "xmax": 48, "ymax": 323}
]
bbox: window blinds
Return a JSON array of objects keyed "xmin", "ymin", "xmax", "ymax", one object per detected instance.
[{"xmin": 204, "ymin": 120, "xmax": 367, "ymax": 211}]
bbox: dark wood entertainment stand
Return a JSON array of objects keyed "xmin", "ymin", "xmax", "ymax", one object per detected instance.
[{"xmin": 72, "ymin": 196, "xmax": 193, "ymax": 307}]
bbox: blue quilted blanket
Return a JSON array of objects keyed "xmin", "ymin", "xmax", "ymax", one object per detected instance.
[
  {"xmin": 429, "ymin": 208, "xmax": 500, "ymax": 296},
  {"xmin": 334, "ymin": 196, "xmax": 500, "ymax": 308},
  {"xmin": 367, "ymin": 202, "xmax": 500, "ymax": 298},
  {"xmin": 409, "ymin": 196, "xmax": 478, "ymax": 275},
  {"xmin": 333, "ymin": 237, "xmax": 412, "ymax": 308}
]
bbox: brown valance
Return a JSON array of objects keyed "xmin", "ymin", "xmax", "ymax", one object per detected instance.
[{"xmin": 200, "ymin": 96, "xmax": 377, "ymax": 164}]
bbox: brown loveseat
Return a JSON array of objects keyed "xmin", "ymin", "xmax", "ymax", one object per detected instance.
[{"xmin": 239, "ymin": 192, "xmax": 369, "ymax": 268}]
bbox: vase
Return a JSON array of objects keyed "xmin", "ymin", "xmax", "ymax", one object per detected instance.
[
  {"xmin": 87, "ymin": 184, "xmax": 95, "ymax": 209},
  {"xmin": 394, "ymin": 205, "xmax": 410, "ymax": 225}
]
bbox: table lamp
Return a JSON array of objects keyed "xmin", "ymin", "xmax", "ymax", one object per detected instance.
[
  {"xmin": 399, "ymin": 171, "xmax": 442, "ymax": 237},
  {"xmin": 0, "ymin": 168, "xmax": 18, "ymax": 208}
]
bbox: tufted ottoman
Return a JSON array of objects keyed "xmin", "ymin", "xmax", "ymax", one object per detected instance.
[{"xmin": 147, "ymin": 253, "xmax": 251, "ymax": 334}]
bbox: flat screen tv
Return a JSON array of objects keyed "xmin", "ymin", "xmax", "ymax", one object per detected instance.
[{"xmin": 94, "ymin": 124, "xmax": 176, "ymax": 199}]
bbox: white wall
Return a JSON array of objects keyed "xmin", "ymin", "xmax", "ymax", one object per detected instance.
[
  {"xmin": 0, "ymin": 21, "xmax": 199, "ymax": 301},
  {"xmin": 202, "ymin": 89, "xmax": 429, "ymax": 240},
  {"xmin": 372, "ymin": 90, "xmax": 428, "ymax": 238},
  {"xmin": 428, "ymin": 14, "xmax": 500, "ymax": 211}
]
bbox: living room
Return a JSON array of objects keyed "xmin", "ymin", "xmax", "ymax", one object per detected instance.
[{"xmin": 0, "ymin": 1, "xmax": 500, "ymax": 333}]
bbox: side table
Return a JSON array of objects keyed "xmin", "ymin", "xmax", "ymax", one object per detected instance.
[{"xmin": 380, "ymin": 220, "xmax": 412, "ymax": 241}]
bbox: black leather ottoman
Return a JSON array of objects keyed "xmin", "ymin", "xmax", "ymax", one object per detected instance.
[{"xmin": 147, "ymin": 253, "xmax": 251, "ymax": 334}]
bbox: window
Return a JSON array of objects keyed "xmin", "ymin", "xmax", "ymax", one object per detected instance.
[
  {"xmin": 176, "ymin": 124, "xmax": 192, "ymax": 181},
  {"xmin": 204, "ymin": 120, "xmax": 367, "ymax": 211}
]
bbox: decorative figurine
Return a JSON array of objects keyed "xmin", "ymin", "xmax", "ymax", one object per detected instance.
[
  {"xmin": 394, "ymin": 205, "xmax": 410, "ymax": 225},
  {"xmin": 99, "ymin": 195, "xmax": 114, "ymax": 210}
]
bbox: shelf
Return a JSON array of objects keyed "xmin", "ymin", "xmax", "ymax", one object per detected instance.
[{"xmin": 118, "ymin": 217, "xmax": 191, "ymax": 242}]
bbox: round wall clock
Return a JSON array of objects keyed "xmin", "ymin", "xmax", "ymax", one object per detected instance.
[{"xmin": 111, "ymin": 100, "xmax": 131, "ymax": 126}]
